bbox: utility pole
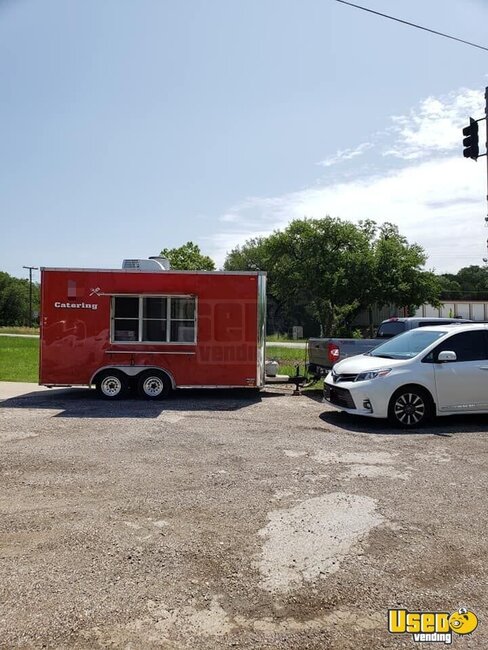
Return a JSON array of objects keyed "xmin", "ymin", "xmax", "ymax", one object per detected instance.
[{"xmin": 22, "ymin": 265, "xmax": 38, "ymax": 327}]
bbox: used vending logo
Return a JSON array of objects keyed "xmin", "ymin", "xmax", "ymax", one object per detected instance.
[{"xmin": 388, "ymin": 607, "xmax": 478, "ymax": 644}]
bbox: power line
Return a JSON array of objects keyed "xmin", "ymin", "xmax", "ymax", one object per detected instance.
[{"xmin": 335, "ymin": 0, "xmax": 488, "ymax": 53}]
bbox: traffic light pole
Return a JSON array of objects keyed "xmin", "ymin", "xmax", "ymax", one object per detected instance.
[
  {"xmin": 462, "ymin": 88, "xmax": 488, "ymax": 262},
  {"xmin": 485, "ymin": 87, "xmax": 488, "ymax": 231}
]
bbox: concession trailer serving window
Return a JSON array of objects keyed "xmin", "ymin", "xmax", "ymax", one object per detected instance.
[{"xmin": 111, "ymin": 295, "xmax": 196, "ymax": 343}]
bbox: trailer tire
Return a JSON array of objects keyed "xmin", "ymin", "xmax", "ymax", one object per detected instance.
[
  {"xmin": 96, "ymin": 370, "xmax": 129, "ymax": 400},
  {"xmin": 137, "ymin": 370, "xmax": 171, "ymax": 400}
]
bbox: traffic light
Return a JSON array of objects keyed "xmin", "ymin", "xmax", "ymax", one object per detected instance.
[{"xmin": 463, "ymin": 117, "xmax": 479, "ymax": 160}]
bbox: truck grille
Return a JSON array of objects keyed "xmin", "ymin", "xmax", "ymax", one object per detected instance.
[{"xmin": 324, "ymin": 385, "xmax": 356, "ymax": 409}]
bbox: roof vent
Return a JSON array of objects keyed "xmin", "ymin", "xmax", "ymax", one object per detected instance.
[{"xmin": 122, "ymin": 257, "xmax": 171, "ymax": 271}]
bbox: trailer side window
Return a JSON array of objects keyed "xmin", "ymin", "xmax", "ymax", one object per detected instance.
[
  {"xmin": 113, "ymin": 297, "xmax": 139, "ymax": 341},
  {"xmin": 143, "ymin": 298, "xmax": 167, "ymax": 342},
  {"xmin": 171, "ymin": 298, "xmax": 195, "ymax": 342},
  {"xmin": 112, "ymin": 296, "xmax": 196, "ymax": 343}
]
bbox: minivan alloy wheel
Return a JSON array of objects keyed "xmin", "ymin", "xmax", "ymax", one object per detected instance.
[{"xmin": 388, "ymin": 387, "xmax": 432, "ymax": 428}]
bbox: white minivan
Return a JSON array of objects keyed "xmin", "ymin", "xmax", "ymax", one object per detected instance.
[{"xmin": 324, "ymin": 323, "xmax": 488, "ymax": 428}]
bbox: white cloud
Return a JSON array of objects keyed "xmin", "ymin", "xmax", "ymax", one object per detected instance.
[
  {"xmin": 385, "ymin": 88, "xmax": 484, "ymax": 160},
  {"xmin": 206, "ymin": 87, "xmax": 487, "ymax": 274},
  {"xmin": 219, "ymin": 213, "xmax": 240, "ymax": 223},
  {"xmin": 317, "ymin": 142, "xmax": 373, "ymax": 167}
]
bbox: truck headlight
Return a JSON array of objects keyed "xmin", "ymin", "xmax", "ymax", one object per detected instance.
[{"xmin": 355, "ymin": 368, "xmax": 391, "ymax": 382}]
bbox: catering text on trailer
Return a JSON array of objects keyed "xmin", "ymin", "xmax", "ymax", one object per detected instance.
[{"xmin": 39, "ymin": 259, "xmax": 266, "ymax": 399}]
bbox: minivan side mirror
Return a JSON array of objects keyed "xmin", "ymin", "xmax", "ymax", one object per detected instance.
[{"xmin": 437, "ymin": 350, "xmax": 457, "ymax": 363}]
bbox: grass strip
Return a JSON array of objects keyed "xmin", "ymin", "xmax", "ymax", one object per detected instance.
[{"xmin": 0, "ymin": 337, "xmax": 39, "ymax": 382}]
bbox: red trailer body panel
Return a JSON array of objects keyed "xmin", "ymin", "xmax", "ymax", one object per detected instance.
[{"xmin": 39, "ymin": 268, "xmax": 266, "ymax": 391}]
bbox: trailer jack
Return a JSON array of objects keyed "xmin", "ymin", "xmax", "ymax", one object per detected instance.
[{"xmin": 264, "ymin": 364, "xmax": 308, "ymax": 395}]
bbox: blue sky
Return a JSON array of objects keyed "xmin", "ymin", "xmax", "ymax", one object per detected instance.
[{"xmin": 1, "ymin": 0, "xmax": 488, "ymax": 281}]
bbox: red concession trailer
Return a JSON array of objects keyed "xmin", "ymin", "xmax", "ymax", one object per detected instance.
[{"xmin": 39, "ymin": 259, "xmax": 266, "ymax": 399}]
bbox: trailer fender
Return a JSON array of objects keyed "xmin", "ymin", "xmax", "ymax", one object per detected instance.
[{"xmin": 90, "ymin": 366, "xmax": 176, "ymax": 389}]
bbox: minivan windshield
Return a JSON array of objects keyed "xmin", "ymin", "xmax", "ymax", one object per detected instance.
[{"xmin": 368, "ymin": 329, "xmax": 447, "ymax": 359}]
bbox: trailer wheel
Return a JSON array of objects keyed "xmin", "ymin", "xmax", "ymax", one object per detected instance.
[
  {"xmin": 96, "ymin": 370, "xmax": 129, "ymax": 400},
  {"xmin": 137, "ymin": 370, "xmax": 171, "ymax": 400}
]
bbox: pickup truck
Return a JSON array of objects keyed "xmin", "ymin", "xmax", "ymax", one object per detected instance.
[{"xmin": 307, "ymin": 317, "xmax": 472, "ymax": 374}]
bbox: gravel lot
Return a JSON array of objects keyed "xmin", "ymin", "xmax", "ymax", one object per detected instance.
[{"xmin": 1, "ymin": 382, "xmax": 487, "ymax": 649}]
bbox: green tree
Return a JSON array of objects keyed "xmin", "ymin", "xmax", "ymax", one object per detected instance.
[
  {"xmin": 265, "ymin": 218, "xmax": 375, "ymax": 335},
  {"xmin": 224, "ymin": 217, "xmax": 442, "ymax": 336},
  {"xmin": 224, "ymin": 237, "xmax": 286, "ymax": 333},
  {"xmin": 0, "ymin": 272, "xmax": 39, "ymax": 326},
  {"xmin": 225, "ymin": 218, "xmax": 374, "ymax": 335},
  {"xmin": 456, "ymin": 265, "xmax": 488, "ymax": 292},
  {"xmin": 160, "ymin": 242, "xmax": 216, "ymax": 271},
  {"xmin": 437, "ymin": 265, "xmax": 488, "ymax": 300},
  {"xmin": 224, "ymin": 237, "xmax": 270, "ymax": 272},
  {"xmin": 437, "ymin": 273, "xmax": 462, "ymax": 296},
  {"xmin": 370, "ymin": 223, "xmax": 441, "ymax": 314}
]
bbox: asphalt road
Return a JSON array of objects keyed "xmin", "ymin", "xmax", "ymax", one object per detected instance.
[
  {"xmin": 266, "ymin": 341, "xmax": 306, "ymax": 349},
  {"xmin": 0, "ymin": 382, "xmax": 487, "ymax": 649}
]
